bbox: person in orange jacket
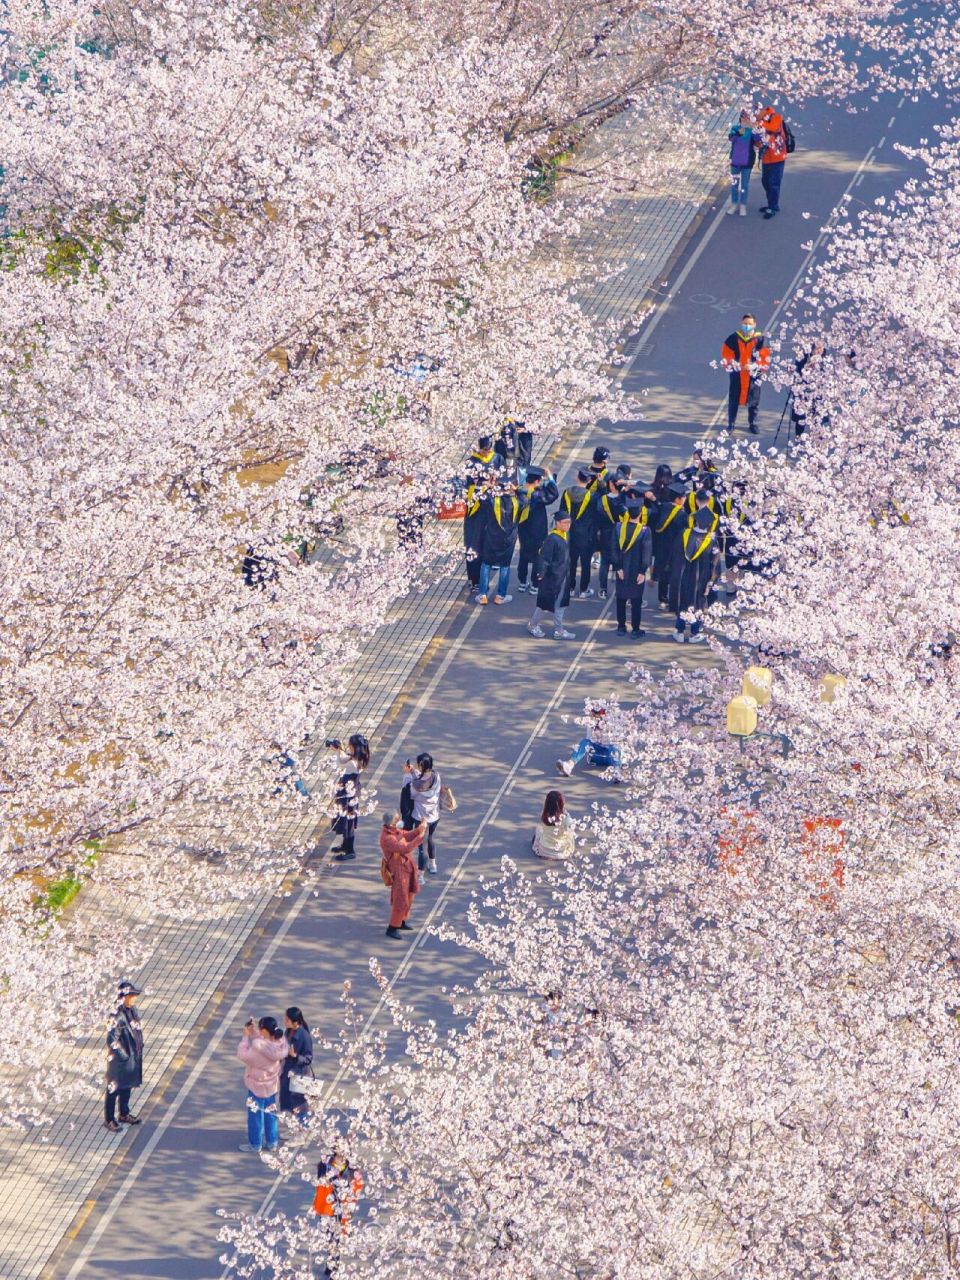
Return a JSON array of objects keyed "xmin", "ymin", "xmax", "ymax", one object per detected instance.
[
  {"xmin": 721, "ymin": 314, "xmax": 770, "ymax": 434},
  {"xmin": 757, "ymin": 106, "xmax": 788, "ymax": 218},
  {"xmin": 313, "ymin": 1152, "xmax": 364, "ymax": 1277}
]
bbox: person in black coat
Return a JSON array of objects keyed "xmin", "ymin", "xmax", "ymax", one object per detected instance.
[
  {"xmin": 476, "ymin": 480, "xmax": 525, "ymax": 604},
  {"xmin": 517, "ymin": 467, "xmax": 559, "ymax": 593},
  {"xmin": 494, "ymin": 417, "xmax": 534, "ymax": 482},
  {"xmin": 561, "ymin": 468, "xmax": 597, "ymax": 598},
  {"xmin": 651, "ymin": 481, "xmax": 688, "ymax": 609},
  {"xmin": 611, "ymin": 498, "xmax": 653, "ymax": 637},
  {"xmin": 279, "ymin": 1006, "xmax": 314, "ymax": 1124},
  {"xmin": 104, "ymin": 980, "xmax": 145, "ymax": 1131},
  {"xmin": 527, "ymin": 511, "xmax": 574, "ymax": 639},
  {"xmin": 593, "ymin": 474, "xmax": 626, "ymax": 599},
  {"xmin": 461, "ymin": 436, "xmax": 502, "ymax": 592},
  {"xmin": 669, "ymin": 492, "xmax": 721, "ymax": 644},
  {"xmin": 331, "ymin": 734, "xmax": 370, "ymax": 861}
]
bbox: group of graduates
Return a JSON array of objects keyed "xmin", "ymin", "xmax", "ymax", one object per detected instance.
[{"xmin": 460, "ymin": 430, "xmax": 748, "ymax": 643}]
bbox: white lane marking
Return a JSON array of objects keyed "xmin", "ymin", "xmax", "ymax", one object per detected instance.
[
  {"xmin": 887, "ymin": 116, "xmax": 896, "ymax": 127},
  {"xmin": 877, "ymin": 135, "xmax": 886, "ymax": 148},
  {"xmin": 897, "ymin": 96, "xmax": 905, "ymax": 108}
]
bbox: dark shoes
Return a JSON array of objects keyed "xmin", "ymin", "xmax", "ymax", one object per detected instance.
[
  {"xmin": 119, "ymin": 1113, "xmax": 141, "ymax": 1125},
  {"xmin": 103, "ymin": 1120, "xmax": 121, "ymax": 1132},
  {"xmin": 631, "ymin": 629, "xmax": 646, "ymax": 638},
  {"xmin": 399, "ymin": 921, "xmax": 412, "ymax": 930},
  {"xmin": 616, "ymin": 626, "xmax": 627, "ymax": 636},
  {"xmin": 748, "ymin": 424, "xmax": 759, "ymax": 434},
  {"xmin": 763, "ymin": 209, "xmax": 779, "ymax": 219},
  {"xmin": 333, "ymin": 850, "xmax": 356, "ymax": 861},
  {"xmin": 759, "ymin": 205, "xmax": 770, "ymax": 213},
  {"xmin": 385, "ymin": 927, "xmax": 403, "ymax": 940}
]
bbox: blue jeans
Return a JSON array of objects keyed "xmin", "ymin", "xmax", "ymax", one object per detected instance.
[
  {"xmin": 479, "ymin": 563, "xmax": 510, "ymax": 598},
  {"xmin": 569, "ymin": 738, "xmax": 621, "ymax": 769},
  {"xmin": 730, "ymin": 165, "xmax": 752, "ymax": 204},
  {"xmin": 761, "ymin": 161, "xmax": 784, "ymax": 212},
  {"xmin": 246, "ymin": 1090, "xmax": 279, "ymax": 1150}
]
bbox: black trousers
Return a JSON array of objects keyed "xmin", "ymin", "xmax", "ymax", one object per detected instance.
[
  {"xmin": 105, "ymin": 1086, "xmax": 132, "ymax": 1122},
  {"xmin": 417, "ymin": 820, "xmax": 439, "ymax": 870},
  {"xmin": 616, "ymin": 594, "xmax": 644, "ymax": 631},
  {"xmin": 568, "ymin": 544, "xmax": 592, "ymax": 593},
  {"xmin": 516, "ymin": 549, "xmax": 541, "ymax": 586},
  {"xmin": 728, "ymin": 378, "xmax": 761, "ymax": 430},
  {"xmin": 656, "ymin": 571, "xmax": 670, "ymax": 604}
]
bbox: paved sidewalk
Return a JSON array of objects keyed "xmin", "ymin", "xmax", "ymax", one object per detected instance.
[{"xmin": 0, "ymin": 105, "xmax": 732, "ymax": 1280}]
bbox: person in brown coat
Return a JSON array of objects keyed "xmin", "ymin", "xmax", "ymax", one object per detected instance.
[{"xmin": 379, "ymin": 814, "xmax": 426, "ymax": 939}]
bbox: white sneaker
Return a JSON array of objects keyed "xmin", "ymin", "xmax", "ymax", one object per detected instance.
[
  {"xmin": 556, "ymin": 759, "xmax": 574, "ymax": 776},
  {"xmin": 598, "ymin": 589, "xmax": 607, "ymax": 599},
  {"xmin": 579, "ymin": 588, "xmax": 595, "ymax": 599},
  {"xmin": 493, "ymin": 594, "xmax": 513, "ymax": 605},
  {"xmin": 726, "ymin": 204, "xmax": 737, "ymax": 216},
  {"xmin": 427, "ymin": 858, "xmax": 438, "ymax": 874},
  {"xmin": 238, "ymin": 1143, "xmax": 262, "ymax": 1153},
  {"xmin": 527, "ymin": 622, "xmax": 545, "ymax": 638},
  {"xmin": 739, "ymin": 205, "xmax": 747, "ymax": 217},
  {"xmin": 516, "ymin": 583, "xmax": 529, "ymax": 594},
  {"xmin": 554, "ymin": 628, "xmax": 575, "ymax": 639},
  {"xmin": 688, "ymin": 633, "xmax": 706, "ymax": 644},
  {"xmin": 672, "ymin": 630, "xmax": 686, "ymax": 644}
]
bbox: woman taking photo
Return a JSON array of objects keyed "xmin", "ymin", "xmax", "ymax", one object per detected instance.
[
  {"xmin": 330, "ymin": 733, "xmax": 370, "ymax": 861},
  {"xmin": 532, "ymin": 790, "xmax": 576, "ymax": 861},
  {"xmin": 403, "ymin": 752, "xmax": 443, "ymax": 874}
]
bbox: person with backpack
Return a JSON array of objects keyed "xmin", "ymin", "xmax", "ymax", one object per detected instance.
[
  {"xmin": 727, "ymin": 110, "xmax": 759, "ymax": 215},
  {"xmin": 757, "ymin": 106, "xmax": 791, "ymax": 219}
]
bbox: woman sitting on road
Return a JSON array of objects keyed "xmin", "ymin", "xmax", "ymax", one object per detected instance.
[{"xmin": 532, "ymin": 790, "xmax": 576, "ymax": 861}]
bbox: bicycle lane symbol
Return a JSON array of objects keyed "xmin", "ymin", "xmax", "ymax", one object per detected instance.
[{"xmin": 686, "ymin": 292, "xmax": 765, "ymax": 312}]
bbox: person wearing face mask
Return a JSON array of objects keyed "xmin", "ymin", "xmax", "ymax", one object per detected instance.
[
  {"xmin": 721, "ymin": 314, "xmax": 770, "ymax": 434},
  {"xmin": 611, "ymin": 496, "xmax": 652, "ymax": 638},
  {"xmin": 727, "ymin": 109, "xmax": 759, "ymax": 215}
]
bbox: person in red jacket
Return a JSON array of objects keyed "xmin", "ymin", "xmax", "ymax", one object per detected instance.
[
  {"xmin": 379, "ymin": 814, "xmax": 425, "ymax": 939},
  {"xmin": 757, "ymin": 106, "xmax": 787, "ymax": 219},
  {"xmin": 721, "ymin": 314, "xmax": 770, "ymax": 433}
]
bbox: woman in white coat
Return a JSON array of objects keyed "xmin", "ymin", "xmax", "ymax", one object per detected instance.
[
  {"xmin": 403, "ymin": 752, "xmax": 443, "ymax": 874},
  {"xmin": 532, "ymin": 790, "xmax": 576, "ymax": 860}
]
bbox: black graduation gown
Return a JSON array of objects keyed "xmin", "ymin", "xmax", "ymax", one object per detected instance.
[
  {"xmin": 518, "ymin": 479, "xmax": 559, "ymax": 555},
  {"xmin": 494, "ymin": 420, "xmax": 534, "ymax": 474},
  {"xmin": 668, "ymin": 513, "xmax": 720, "ymax": 614},
  {"xmin": 535, "ymin": 529, "xmax": 571, "ymax": 611},
  {"xmin": 593, "ymin": 490, "xmax": 625, "ymax": 560},
  {"xmin": 611, "ymin": 521, "xmax": 652, "ymax": 600},
  {"xmin": 651, "ymin": 498, "xmax": 686, "ymax": 583},
  {"xmin": 562, "ymin": 485, "xmax": 595, "ymax": 550},
  {"xmin": 462, "ymin": 450, "xmax": 500, "ymax": 558},
  {"xmin": 481, "ymin": 494, "xmax": 523, "ymax": 567}
]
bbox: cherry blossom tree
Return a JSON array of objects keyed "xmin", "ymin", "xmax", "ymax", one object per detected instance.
[{"xmin": 219, "ymin": 125, "xmax": 960, "ymax": 1278}]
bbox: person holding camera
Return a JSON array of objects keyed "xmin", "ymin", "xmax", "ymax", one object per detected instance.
[
  {"xmin": 237, "ymin": 1016, "xmax": 288, "ymax": 1154},
  {"xmin": 401, "ymin": 752, "xmax": 444, "ymax": 874},
  {"xmin": 104, "ymin": 980, "xmax": 145, "ymax": 1132},
  {"xmin": 327, "ymin": 733, "xmax": 370, "ymax": 861},
  {"xmin": 379, "ymin": 813, "xmax": 426, "ymax": 939}
]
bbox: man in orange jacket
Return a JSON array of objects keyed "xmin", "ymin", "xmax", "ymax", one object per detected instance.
[
  {"xmin": 757, "ymin": 106, "xmax": 787, "ymax": 218},
  {"xmin": 721, "ymin": 314, "xmax": 770, "ymax": 434}
]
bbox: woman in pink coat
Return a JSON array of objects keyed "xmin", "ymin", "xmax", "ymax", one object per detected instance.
[
  {"xmin": 380, "ymin": 814, "xmax": 426, "ymax": 940},
  {"xmin": 236, "ymin": 1015, "xmax": 288, "ymax": 1154}
]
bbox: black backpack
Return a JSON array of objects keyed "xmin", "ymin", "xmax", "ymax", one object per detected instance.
[{"xmin": 783, "ymin": 121, "xmax": 797, "ymax": 154}]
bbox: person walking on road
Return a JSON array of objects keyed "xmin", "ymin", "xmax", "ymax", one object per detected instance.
[
  {"xmin": 561, "ymin": 467, "xmax": 597, "ymax": 599},
  {"xmin": 670, "ymin": 491, "xmax": 721, "ymax": 644},
  {"xmin": 380, "ymin": 814, "xmax": 425, "ymax": 939},
  {"xmin": 330, "ymin": 734, "xmax": 370, "ymax": 861},
  {"xmin": 279, "ymin": 1007, "xmax": 314, "ymax": 1127},
  {"xmin": 237, "ymin": 1016, "xmax": 287, "ymax": 1153},
  {"xmin": 403, "ymin": 752, "xmax": 443, "ymax": 873},
  {"xmin": 532, "ymin": 790, "xmax": 576, "ymax": 860},
  {"xmin": 314, "ymin": 1151, "xmax": 364, "ymax": 1277},
  {"xmin": 651, "ymin": 481, "xmax": 687, "ymax": 611},
  {"xmin": 516, "ymin": 466, "xmax": 559, "ymax": 593},
  {"xmin": 611, "ymin": 496, "xmax": 652, "ymax": 638},
  {"xmin": 104, "ymin": 980, "xmax": 145, "ymax": 1132},
  {"xmin": 528, "ymin": 510, "xmax": 574, "ymax": 639},
  {"xmin": 722, "ymin": 314, "xmax": 770, "ymax": 434},
  {"xmin": 727, "ymin": 109, "xmax": 759, "ymax": 215},
  {"xmin": 757, "ymin": 105, "xmax": 788, "ymax": 218},
  {"xmin": 476, "ymin": 478, "xmax": 523, "ymax": 605}
]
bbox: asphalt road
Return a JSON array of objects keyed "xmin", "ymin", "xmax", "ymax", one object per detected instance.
[{"xmin": 58, "ymin": 76, "xmax": 945, "ymax": 1280}]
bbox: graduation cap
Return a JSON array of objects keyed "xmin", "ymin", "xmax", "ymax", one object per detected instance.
[
  {"xmin": 592, "ymin": 446, "xmax": 610, "ymax": 465},
  {"xmin": 525, "ymin": 465, "xmax": 546, "ymax": 481},
  {"xmin": 668, "ymin": 481, "xmax": 688, "ymax": 498},
  {"xmin": 576, "ymin": 467, "xmax": 592, "ymax": 484}
]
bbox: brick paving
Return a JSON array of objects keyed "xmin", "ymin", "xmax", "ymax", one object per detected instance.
[{"xmin": 0, "ymin": 102, "xmax": 732, "ymax": 1279}]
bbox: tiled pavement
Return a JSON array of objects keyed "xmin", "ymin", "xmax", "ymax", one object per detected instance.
[{"xmin": 0, "ymin": 103, "xmax": 731, "ymax": 1280}]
